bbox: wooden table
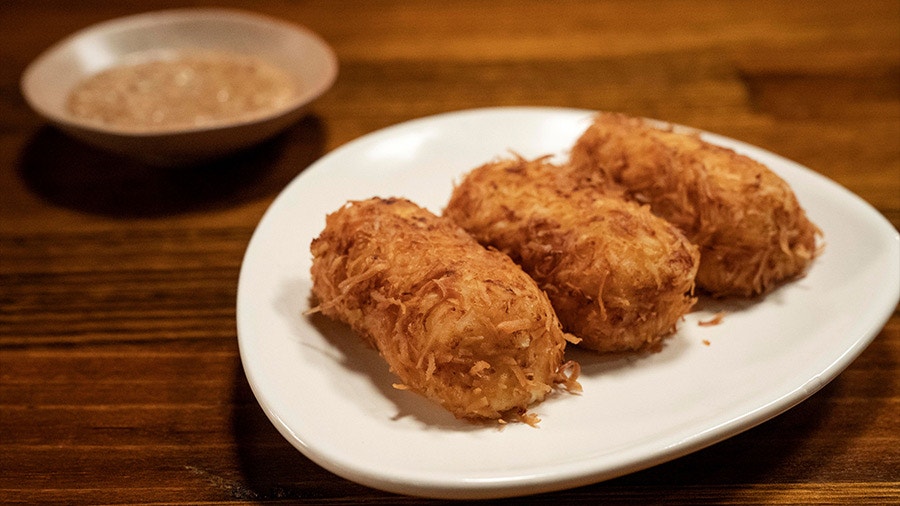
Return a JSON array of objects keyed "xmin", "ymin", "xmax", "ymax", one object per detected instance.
[{"xmin": 2, "ymin": 1, "xmax": 898, "ymax": 503}]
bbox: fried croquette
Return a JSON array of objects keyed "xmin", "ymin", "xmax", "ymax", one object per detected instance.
[
  {"xmin": 310, "ymin": 197, "xmax": 579, "ymax": 422},
  {"xmin": 444, "ymin": 157, "xmax": 700, "ymax": 353},
  {"xmin": 569, "ymin": 112, "xmax": 821, "ymax": 297}
]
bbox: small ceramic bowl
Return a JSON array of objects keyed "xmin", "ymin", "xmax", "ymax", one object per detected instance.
[{"xmin": 21, "ymin": 8, "xmax": 338, "ymax": 165}]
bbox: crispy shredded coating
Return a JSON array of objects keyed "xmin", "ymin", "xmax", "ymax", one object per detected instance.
[
  {"xmin": 444, "ymin": 156, "xmax": 700, "ymax": 352},
  {"xmin": 698, "ymin": 311, "xmax": 727, "ymax": 327},
  {"xmin": 569, "ymin": 112, "xmax": 822, "ymax": 297},
  {"xmin": 310, "ymin": 197, "xmax": 579, "ymax": 421}
]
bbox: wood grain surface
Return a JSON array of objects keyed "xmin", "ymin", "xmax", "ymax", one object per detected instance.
[{"xmin": 1, "ymin": 1, "xmax": 898, "ymax": 504}]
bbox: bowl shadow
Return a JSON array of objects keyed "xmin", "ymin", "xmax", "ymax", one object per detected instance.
[{"xmin": 16, "ymin": 114, "xmax": 327, "ymax": 218}]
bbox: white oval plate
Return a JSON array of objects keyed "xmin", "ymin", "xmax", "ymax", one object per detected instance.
[
  {"xmin": 21, "ymin": 8, "xmax": 338, "ymax": 165},
  {"xmin": 236, "ymin": 107, "xmax": 899, "ymax": 499}
]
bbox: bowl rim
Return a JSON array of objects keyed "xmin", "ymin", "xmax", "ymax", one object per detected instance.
[{"xmin": 20, "ymin": 7, "xmax": 339, "ymax": 139}]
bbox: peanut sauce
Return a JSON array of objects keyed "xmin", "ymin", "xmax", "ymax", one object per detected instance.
[{"xmin": 67, "ymin": 50, "xmax": 296, "ymax": 132}]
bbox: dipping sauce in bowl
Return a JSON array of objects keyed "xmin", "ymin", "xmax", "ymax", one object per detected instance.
[
  {"xmin": 67, "ymin": 50, "xmax": 298, "ymax": 132},
  {"xmin": 21, "ymin": 8, "xmax": 338, "ymax": 165}
]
